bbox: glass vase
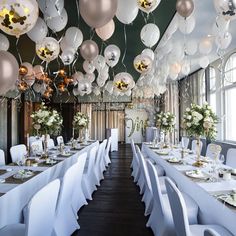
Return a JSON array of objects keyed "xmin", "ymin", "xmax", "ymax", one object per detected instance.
[
  {"xmin": 42, "ymin": 134, "xmax": 49, "ymax": 158},
  {"xmin": 193, "ymin": 137, "xmax": 203, "ymax": 167}
]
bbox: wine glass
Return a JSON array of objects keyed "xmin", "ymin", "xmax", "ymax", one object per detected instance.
[{"xmin": 219, "ymin": 154, "xmax": 225, "ymax": 166}]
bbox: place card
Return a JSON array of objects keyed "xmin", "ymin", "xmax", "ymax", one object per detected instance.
[{"xmin": 4, "ymin": 171, "xmax": 42, "ymax": 184}]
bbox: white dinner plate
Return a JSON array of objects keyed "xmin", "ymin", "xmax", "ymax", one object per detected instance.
[
  {"xmin": 185, "ymin": 170, "xmax": 208, "ymax": 179},
  {"xmin": 218, "ymin": 195, "xmax": 236, "ymax": 207},
  {"xmin": 13, "ymin": 171, "xmax": 34, "ymax": 179},
  {"xmin": 155, "ymin": 150, "xmax": 169, "ymax": 155},
  {"xmin": 168, "ymin": 158, "xmax": 182, "ymax": 164}
]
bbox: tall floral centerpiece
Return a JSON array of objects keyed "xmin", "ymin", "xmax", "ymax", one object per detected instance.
[
  {"xmin": 156, "ymin": 111, "xmax": 176, "ymax": 147},
  {"xmin": 72, "ymin": 112, "xmax": 89, "ymax": 141},
  {"xmin": 31, "ymin": 103, "xmax": 63, "ymax": 154},
  {"xmin": 183, "ymin": 103, "xmax": 218, "ymax": 166}
]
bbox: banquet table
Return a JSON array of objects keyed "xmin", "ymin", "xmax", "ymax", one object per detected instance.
[
  {"xmin": 142, "ymin": 143, "xmax": 236, "ymax": 235},
  {"xmin": 0, "ymin": 141, "xmax": 98, "ymax": 229}
]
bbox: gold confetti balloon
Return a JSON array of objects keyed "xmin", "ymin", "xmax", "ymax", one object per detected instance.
[
  {"xmin": 113, "ymin": 72, "xmax": 135, "ymax": 92},
  {"xmin": 36, "ymin": 37, "xmax": 60, "ymax": 62},
  {"xmin": 0, "ymin": 0, "xmax": 39, "ymax": 37},
  {"xmin": 137, "ymin": 0, "xmax": 160, "ymax": 13},
  {"xmin": 133, "ymin": 54, "xmax": 153, "ymax": 74}
]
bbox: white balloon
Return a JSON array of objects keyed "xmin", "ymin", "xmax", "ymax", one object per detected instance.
[
  {"xmin": 60, "ymin": 38, "xmax": 76, "ymax": 53},
  {"xmin": 142, "ymin": 48, "xmax": 155, "ymax": 60},
  {"xmin": 100, "ymin": 65, "xmax": 109, "ymax": 77},
  {"xmin": 215, "ymin": 31, "xmax": 232, "ymax": 50},
  {"xmin": 33, "ymin": 65, "xmax": 44, "ymax": 80},
  {"xmin": 186, "ymin": 40, "xmax": 198, "ymax": 55},
  {"xmin": 181, "ymin": 60, "xmax": 190, "ymax": 75},
  {"xmin": 83, "ymin": 60, "xmax": 95, "ymax": 74},
  {"xmin": 72, "ymin": 71, "xmax": 84, "ymax": 82},
  {"xmin": 65, "ymin": 27, "xmax": 83, "ymax": 49},
  {"xmin": 84, "ymin": 73, "xmax": 95, "ymax": 83},
  {"xmin": 0, "ymin": 33, "xmax": 9, "ymax": 51},
  {"xmin": 178, "ymin": 14, "xmax": 196, "ymax": 34},
  {"xmin": 199, "ymin": 56, "xmax": 209, "ymax": 68},
  {"xmin": 125, "ymin": 90, "xmax": 132, "ymax": 96},
  {"xmin": 39, "ymin": 0, "xmax": 64, "ymax": 17},
  {"xmin": 140, "ymin": 23, "xmax": 160, "ymax": 48},
  {"xmin": 60, "ymin": 49, "xmax": 75, "ymax": 65},
  {"xmin": 104, "ymin": 44, "xmax": 120, "ymax": 67},
  {"xmin": 169, "ymin": 72, "xmax": 178, "ymax": 80},
  {"xmin": 97, "ymin": 77, "xmax": 106, "ymax": 87},
  {"xmin": 116, "ymin": 0, "xmax": 138, "ymax": 24},
  {"xmin": 199, "ymin": 37, "xmax": 212, "ymax": 55},
  {"xmin": 45, "ymin": 8, "xmax": 68, "ymax": 32},
  {"xmin": 78, "ymin": 78, "xmax": 91, "ymax": 95},
  {"xmin": 170, "ymin": 62, "xmax": 181, "ymax": 75},
  {"xmin": 105, "ymin": 81, "xmax": 114, "ymax": 94},
  {"xmin": 93, "ymin": 86, "xmax": 101, "ymax": 96},
  {"xmin": 73, "ymin": 86, "xmax": 80, "ymax": 96},
  {"xmin": 212, "ymin": 15, "xmax": 230, "ymax": 35},
  {"xmin": 27, "ymin": 17, "xmax": 48, "ymax": 43},
  {"xmin": 93, "ymin": 55, "xmax": 106, "ymax": 71}
]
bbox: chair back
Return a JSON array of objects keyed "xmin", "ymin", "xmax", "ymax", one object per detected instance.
[
  {"xmin": 29, "ymin": 136, "xmax": 38, "ymax": 146},
  {"xmin": 204, "ymin": 229, "xmax": 221, "ymax": 236},
  {"xmin": 56, "ymin": 154, "xmax": 87, "ymax": 214},
  {"xmin": 131, "ymin": 139, "xmax": 139, "ymax": 164},
  {"xmin": 104, "ymin": 137, "xmax": 111, "ymax": 157},
  {"xmin": 0, "ymin": 149, "xmax": 5, "ymax": 165},
  {"xmin": 181, "ymin": 137, "xmax": 189, "ymax": 149},
  {"xmin": 87, "ymin": 146, "xmax": 98, "ymax": 175},
  {"xmin": 10, "ymin": 144, "xmax": 27, "ymax": 163},
  {"xmin": 226, "ymin": 148, "xmax": 236, "ymax": 168},
  {"xmin": 136, "ymin": 146, "xmax": 152, "ymax": 192},
  {"xmin": 191, "ymin": 139, "xmax": 203, "ymax": 154},
  {"xmin": 146, "ymin": 159, "xmax": 166, "ymax": 216},
  {"xmin": 165, "ymin": 178, "xmax": 191, "ymax": 236},
  {"xmin": 26, "ymin": 179, "xmax": 60, "ymax": 236},
  {"xmin": 206, "ymin": 143, "xmax": 222, "ymax": 159},
  {"xmin": 57, "ymin": 136, "xmax": 64, "ymax": 145},
  {"xmin": 100, "ymin": 139, "xmax": 107, "ymax": 168},
  {"xmin": 47, "ymin": 139, "xmax": 55, "ymax": 149},
  {"xmin": 30, "ymin": 140, "xmax": 43, "ymax": 155}
]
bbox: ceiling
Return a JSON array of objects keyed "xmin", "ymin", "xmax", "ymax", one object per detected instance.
[{"xmin": 3, "ymin": 0, "xmax": 176, "ymax": 82}]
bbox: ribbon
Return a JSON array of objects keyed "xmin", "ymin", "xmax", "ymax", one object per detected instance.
[
  {"xmin": 121, "ymin": 25, "xmax": 127, "ymax": 72},
  {"xmin": 16, "ymin": 37, "xmax": 23, "ymax": 65}
]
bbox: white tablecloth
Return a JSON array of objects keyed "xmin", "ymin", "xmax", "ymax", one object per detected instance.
[
  {"xmin": 142, "ymin": 144, "xmax": 236, "ymax": 235},
  {"xmin": 0, "ymin": 141, "xmax": 98, "ymax": 228}
]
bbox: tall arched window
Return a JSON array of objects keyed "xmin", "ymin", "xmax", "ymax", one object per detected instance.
[
  {"xmin": 209, "ymin": 66, "xmax": 216, "ymax": 113},
  {"xmin": 224, "ymin": 53, "xmax": 236, "ymax": 142}
]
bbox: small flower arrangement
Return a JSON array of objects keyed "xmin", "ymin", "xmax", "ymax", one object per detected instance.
[
  {"xmin": 73, "ymin": 112, "xmax": 89, "ymax": 132},
  {"xmin": 182, "ymin": 103, "xmax": 218, "ymax": 139},
  {"xmin": 156, "ymin": 111, "xmax": 176, "ymax": 132},
  {"xmin": 31, "ymin": 103, "xmax": 63, "ymax": 135}
]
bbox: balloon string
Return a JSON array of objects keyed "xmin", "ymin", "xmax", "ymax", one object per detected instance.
[
  {"xmin": 90, "ymin": 28, "xmax": 95, "ymax": 40},
  {"xmin": 100, "ymin": 41, "xmax": 106, "ymax": 55},
  {"xmin": 31, "ymin": 54, "xmax": 36, "ymax": 66},
  {"xmin": 72, "ymin": 52, "xmax": 79, "ymax": 73},
  {"xmin": 76, "ymin": 0, "xmax": 80, "ymax": 27},
  {"xmin": 121, "ymin": 25, "xmax": 127, "ymax": 72},
  {"xmin": 16, "ymin": 37, "xmax": 23, "ymax": 65},
  {"xmin": 150, "ymin": 12, "xmax": 156, "ymax": 24},
  {"xmin": 141, "ymin": 11, "xmax": 147, "ymax": 25}
]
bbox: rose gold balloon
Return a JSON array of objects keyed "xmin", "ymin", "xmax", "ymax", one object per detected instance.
[
  {"xmin": 95, "ymin": 19, "xmax": 115, "ymax": 41},
  {"xmin": 0, "ymin": 51, "xmax": 19, "ymax": 95},
  {"xmin": 80, "ymin": 40, "xmax": 99, "ymax": 61},
  {"xmin": 79, "ymin": 0, "xmax": 118, "ymax": 28},
  {"xmin": 176, "ymin": 0, "xmax": 194, "ymax": 18}
]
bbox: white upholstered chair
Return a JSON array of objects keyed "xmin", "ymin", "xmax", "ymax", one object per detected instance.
[
  {"xmin": 165, "ymin": 178, "xmax": 233, "ymax": 236},
  {"xmin": 204, "ymin": 228, "xmax": 221, "ymax": 236},
  {"xmin": 0, "ymin": 149, "xmax": 5, "ymax": 166},
  {"xmin": 181, "ymin": 136, "xmax": 190, "ymax": 149},
  {"xmin": 30, "ymin": 140, "xmax": 43, "ymax": 155},
  {"xmin": 47, "ymin": 138, "xmax": 55, "ymax": 149},
  {"xmin": 104, "ymin": 137, "xmax": 112, "ymax": 167},
  {"xmin": 226, "ymin": 148, "xmax": 236, "ymax": 168},
  {"xmin": 130, "ymin": 139, "xmax": 140, "ymax": 183},
  {"xmin": 53, "ymin": 154, "xmax": 87, "ymax": 236},
  {"xmin": 191, "ymin": 139, "xmax": 203, "ymax": 154},
  {"xmin": 146, "ymin": 161, "xmax": 198, "ymax": 236},
  {"xmin": 56, "ymin": 136, "xmax": 64, "ymax": 146},
  {"xmin": 10, "ymin": 144, "xmax": 27, "ymax": 163},
  {"xmin": 82, "ymin": 145, "xmax": 98, "ymax": 200},
  {"xmin": 0, "ymin": 179, "xmax": 60, "ymax": 236},
  {"xmin": 206, "ymin": 143, "xmax": 222, "ymax": 160}
]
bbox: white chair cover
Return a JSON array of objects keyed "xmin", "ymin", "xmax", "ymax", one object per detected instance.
[
  {"xmin": 181, "ymin": 136, "xmax": 190, "ymax": 149},
  {"xmin": 47, "ymin": 139, "xmax": 55, "ymax": 149},
  {"xmin": 204, "ymin": 228, "xmax": 221, "ymax": 236},
  {"xmin": 104, "ymin": 137, "xmax": 112, "ymax": 167},
  {"xmin": 100, "ymin": 139, "xmax": 107, "ymax": 174},
  {"xmin": 57, "ymin": 136, "xmax": 64, "ymax": 146},
  {"xmin": 72, "ymin": 152, "xmax": 88, "ymax": 216},
  {"xmin": 82, "ymin": 145, "xmax": 98, "ymax": 200},
  {"xmin": 53, "ymin": 155, "xmax": 87, "ymax": 236},
  {"xmin": 165, "ymin": 178, "xmax": 233, "ymax": 236},
  {"xmin": 0, "ymin": 149, "xmax": 5, "ymax": 166},
  {"xmin": 10, "ymin": 144, "xmax": 27, "ymax": 163},
  {"xmin": 29, "ymin": 136, "xmax": 38, "ymax": 146},
  {"xmin": 136, "ymin": 146, "xmax": 153, "ymax": 216},
  {"xmin": 130, "ymin": 139, "xmax": 140, "ymax": 183},
  {"xmin": 30, "ymin": 140, "xmax": 43, "ymax": 155},
  {"xmin": 192, "ymin": 139, "xmax": 203, "ymax": 154},
  {"xmin": 206, "ymin": 143, "xmax": 222, "ymax": 159},
  {"xmin": 226, "ymin": 148, "xmax": 236, "ymax": 168},
  {"xmin": 0, "ymin": 179, "xmax": 60, "ymax": 236}
]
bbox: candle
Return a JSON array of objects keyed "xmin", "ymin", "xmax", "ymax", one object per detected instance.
[
  {"xmin": 181, "ymin": 138, "xmax": 184, "ymax": 148},
  {"xmin": 72, "ymin": 127, "xmax": 75, "ymax": 139},
  {"xmin": 27, "ymin": 133, "xmax": 30, "ymax": 149}
]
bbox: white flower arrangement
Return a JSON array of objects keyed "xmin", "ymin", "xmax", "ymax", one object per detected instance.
[
  {"xmin": 156, "ymin": 111, "xmax": 176, "ymax": 132},
  {"xmin": 31, "ymin": 103, "xmax": 63, "ymax": 135},
  {"xmin": 182, "ymin": 103, "xmax": 218, "ymax": 139},
  {"xmin": 73, "ymin": 112, "xmax": 89, "ymax": 132}
]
